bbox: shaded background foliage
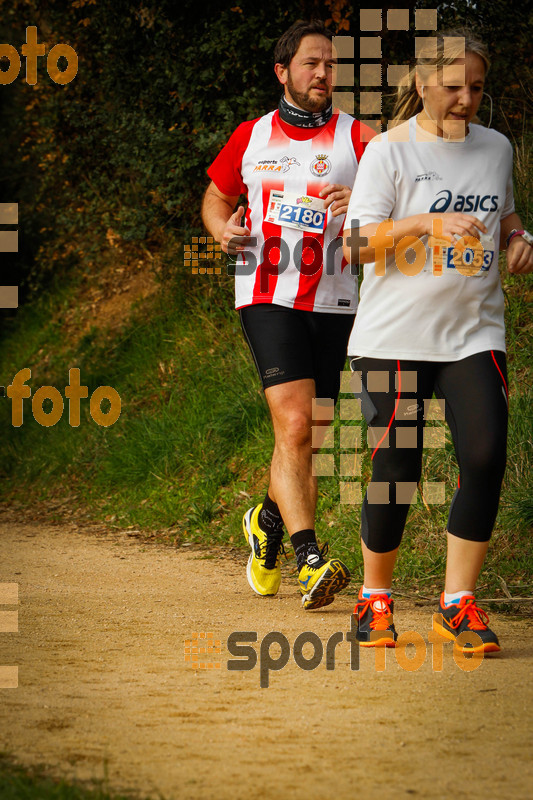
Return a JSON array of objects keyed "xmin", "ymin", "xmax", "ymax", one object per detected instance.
[
  {"xmin": 0, "ymin": 1, "xmax": 530, "ymax": 596},
  {"xmin": 0, "ymin": 0, "xmax": 531, "ymax": 302}
]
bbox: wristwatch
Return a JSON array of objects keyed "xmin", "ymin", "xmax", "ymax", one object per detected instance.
[{"xmin": 506, "ymin": 229, "xmax": 533, "ymax": 248}]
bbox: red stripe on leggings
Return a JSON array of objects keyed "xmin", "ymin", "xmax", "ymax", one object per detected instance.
[
  {"xmin": 371, "ymin": 360, "xmax": 401, "ymax": 460},
  {"xmin": 490, "ymin": 350, "xmax": 508, "ymax": 398}
]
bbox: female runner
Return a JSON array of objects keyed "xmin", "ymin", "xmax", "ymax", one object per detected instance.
[{"xmin": 343, "ymin": 30, "xmax": 533, "ymax": 652}]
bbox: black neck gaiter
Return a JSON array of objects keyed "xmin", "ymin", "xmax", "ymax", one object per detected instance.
[{"xmin": 278, "ymin": 95, "xmax": 333, "ymax": 128}]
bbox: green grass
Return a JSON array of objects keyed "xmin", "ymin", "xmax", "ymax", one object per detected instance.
[
  {"xmin": 1, "ymin": 141, "xmax": 532, "ymax": 602},
  {"xmin": 0, "ymin": 277, "xmax": 272, "ymax": 539},
  {"xmin": 1, "ymin": 259, "xmax": 531, "ymax": 600},
  {"xmin": 0, "ymin": 756, "xmax": 152, "ymax": 800}
]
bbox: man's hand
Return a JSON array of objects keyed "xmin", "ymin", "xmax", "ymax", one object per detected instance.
[
  {"xmin": 507, "ymin": 236, "xmax": 533, "ymax": 275},
  {"xmin": 319, "ymin": 184, "xmax": 351, "ymax": 217},
  {"xmin": 201, "ymin": 183, "xmax": 252, "ymax": 254},
  {"xmin": 221, "ymin": 206, "xmax": 253, "ymax": 255}
]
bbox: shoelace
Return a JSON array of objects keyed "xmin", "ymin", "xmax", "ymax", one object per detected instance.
[
  {"xmin": 447, "ymin": 599, "xmax": 490, "ymax": 631},
  {"xmin": 319, "ymin": 542, "xmax": 329, "ymax": 559},
  {"xmin": 263, "ymin": 529, "xmax": 286, "ymax": 570},
  {"xmin": 356, "ymin": 594, "xmax": 393, "ymax": 630}
]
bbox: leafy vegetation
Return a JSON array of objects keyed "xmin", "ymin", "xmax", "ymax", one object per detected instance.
[
  {"xmin": 0, "ymin": 242, "xmax": 531, "ymax": 602},
  {"xmin": 0, "ymin": 0, "xmax": 531, "ymax": 603},
  {"xmin": 0, "ymin": 4, "xmax": 530, "ymax": 798},
  {"xmin": 1, "ymin": 0, "xmax": 531, "ymax": 297}
]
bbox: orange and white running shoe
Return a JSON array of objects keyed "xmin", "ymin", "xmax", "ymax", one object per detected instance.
[
  {"xmin": 353, "ymin": 587, "xmax": 397, "ymax": 647},
  {"xmin": 433, "ymin": 593, "xmax": 500, "ymax": 653}
]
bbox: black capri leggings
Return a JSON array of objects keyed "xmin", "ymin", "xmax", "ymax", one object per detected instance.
[{"xmin": 350, "ymin": 351, "xmax": 508, "ymax": 552}]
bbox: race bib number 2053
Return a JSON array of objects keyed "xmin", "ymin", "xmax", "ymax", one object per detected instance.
[
  {"xmin": 265, "ymin": 190, "xmax": 326, "ymax": 233},
  {"xmin": 430, "ymin": 233, "xmax": 496, "ymax": 277}
]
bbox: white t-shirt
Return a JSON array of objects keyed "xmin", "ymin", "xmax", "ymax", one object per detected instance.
[
  {"xmin": 208, "ymin": 110, "xmax": 373, "ymax": 313},
  {"xmin": 346, "ymin": 116, "xmax": 515, "ymax": 360}
]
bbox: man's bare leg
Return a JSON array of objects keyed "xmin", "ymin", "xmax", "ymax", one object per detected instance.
[
  {"xmin": 260, "ymin": 378, "xmax": 350, "ymax": 609},
  {"xmin": 242, "ymin": 378, "xmax": 337, "ymax": 600},
  {"xmin": 264, "ymin": 378, "xmax": 317, "ymax": 534}
]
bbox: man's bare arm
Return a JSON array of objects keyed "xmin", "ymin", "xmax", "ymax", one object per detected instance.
[{"xmin": 201, "ymin": 182, "xmax": 252, "ymax": 254}]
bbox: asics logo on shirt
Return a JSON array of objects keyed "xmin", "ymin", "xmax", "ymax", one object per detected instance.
[{"xmin": 429, "ymin": 190, "xmax": 499, "ymax": 213}]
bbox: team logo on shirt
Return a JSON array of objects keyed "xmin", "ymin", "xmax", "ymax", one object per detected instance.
[
  {"xmin": 415, "ymin": 170, "xmax": 443, "ymax": 182},
  {"xmin": 429, "ymin": 190, "xmax": 499, "ymax": 213},
  {"xmin": 280, "ymin": 156, "xmax": 300, "ymax": 171},
  {"xmin": 253, "ymin": 156, "xmax": 301, "ymax": 173},
  {"xmin": 310, "ymin": 154, "xmax": 331, "ymax": 177}
]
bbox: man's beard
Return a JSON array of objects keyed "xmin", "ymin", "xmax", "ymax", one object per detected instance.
[{"xmin": 286, "ymin": 73, "xmax": 331, "ymax": 112}]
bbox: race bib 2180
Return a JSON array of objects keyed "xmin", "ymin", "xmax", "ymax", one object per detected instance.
[{"xmin": 265, "ymin": 190, "xmax": 327, "ymax": 233}]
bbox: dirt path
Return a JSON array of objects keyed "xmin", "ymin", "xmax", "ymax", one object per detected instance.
[{"xmin": 0, "ymin": 514, "xmax": 532, "ymax": 800}]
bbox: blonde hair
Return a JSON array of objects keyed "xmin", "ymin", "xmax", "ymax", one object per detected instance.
[{"xmin": 392, "ymin": 28, "xmax": 490, "ymax": 122}]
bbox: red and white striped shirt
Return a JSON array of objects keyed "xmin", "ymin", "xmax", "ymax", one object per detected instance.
[{"xmin": 208, "ymin": 110, "xmax": 372, "ymax": 313}]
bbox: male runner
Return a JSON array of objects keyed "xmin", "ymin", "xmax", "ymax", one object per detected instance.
[{"xmin": 202, "ymin": 19, "xmax": 372, "ymax": 610}]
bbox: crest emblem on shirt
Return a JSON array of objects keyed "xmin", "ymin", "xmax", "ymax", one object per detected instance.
[{"xmin": 310, "ymin": 154, "xmax": 331, "ymax": 177}]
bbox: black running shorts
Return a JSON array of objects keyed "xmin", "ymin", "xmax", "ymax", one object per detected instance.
[{"xmin": 239, "ymin": 303, "xmax": 355, "ymax": 401}]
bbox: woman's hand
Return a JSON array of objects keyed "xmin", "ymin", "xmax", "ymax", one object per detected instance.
[
  {"xmin": 507, "ymin": 236, "xmax": 533, "ymax": 274},
  {"xmin": 421, "ymin": 212, "xmax": 488, "ymax": 240}
]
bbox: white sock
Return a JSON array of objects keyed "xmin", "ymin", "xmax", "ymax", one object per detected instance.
[
  {"xmin": 443, "ymin": 589, "xmax": 474, "ymax": 607},
  {"xmin": 362, "ymin": 585, "xmax": 391, "ymax": 598}
]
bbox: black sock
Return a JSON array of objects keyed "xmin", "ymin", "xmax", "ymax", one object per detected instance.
[
  {"xmin": 258, "ymin": 493, "xmax": 284, "ymax": 535},
  {"xmin": 290, "ymin": 529, "xmax": 320, "ymax": 571}
]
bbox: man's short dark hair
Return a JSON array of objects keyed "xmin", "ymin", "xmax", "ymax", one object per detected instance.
[{"xmin": 274, "ymin": 19, "xmax": 332, "ymax": 68}]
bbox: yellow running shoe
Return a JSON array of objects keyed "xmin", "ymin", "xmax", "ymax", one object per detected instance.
[
  {"xmin": 243, "ymin": 505, "xmax": 284, "ymax": 596},
  {"xmin": 298, "ymin": 546, "xmax": 351, "ymax": 610}
]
